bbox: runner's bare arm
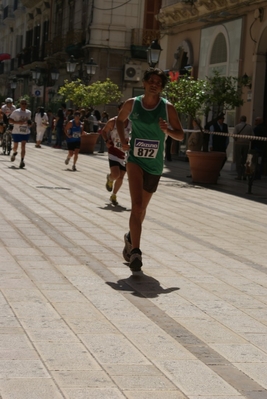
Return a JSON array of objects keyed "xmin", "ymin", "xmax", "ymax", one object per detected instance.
[
  {"xmin": 116, "ymin": 99, "xmax": 134, "ymax": 150},
  {"xmin": 159, "ymin": 103, "xmax": 184, "ymax": 141},
  {"xmin": 101, "ymin": 118, "xmax": 115, "ymax": 146}
]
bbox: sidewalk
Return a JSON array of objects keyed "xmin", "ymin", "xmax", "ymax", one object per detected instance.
[{"xmin": 0, "ymin": 143, "xmax": 266, "ymax": 399}]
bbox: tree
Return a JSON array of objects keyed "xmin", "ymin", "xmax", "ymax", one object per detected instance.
[
  {"xmin": 58, "ymin": 78, "xmax": 122, "ymax": 108},
  {"xmin": 164, "ymin": 71, "xmax": 245, "ymax": 150},
  {"xmin": 164, "ymin": 77, "xmax": 209, "ymax": 124},
  {"xmin": 165, "ymin": 72, "xmax": 244, "ymax": 124}
]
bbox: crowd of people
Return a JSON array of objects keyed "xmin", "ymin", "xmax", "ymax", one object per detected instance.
[{"xmin": 1, "ymin": 68, "xmax": 267, "ymax": 273}]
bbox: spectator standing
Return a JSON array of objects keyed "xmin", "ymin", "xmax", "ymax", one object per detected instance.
[
  {"xmin": 9, "ymin": 98, "xmax": 32, "ymax": 169},
  {"xmin": 98, "ymin": 111, "xmax": 109, "ymax": 153},
  {"xmin": 53, "ymin": 108, "xmax": 65, "ymax": 148},
  {"xmin": 34, "ymin": 106, "xmax": 49, "ymax": 148},
  {"xmin": 233, "ymin": 115, "xmax": 254, "ymax": 180},
  {"xmin": 209, "ymin": 114, "xmax": 229, "ymax": 170},
  {"xmin": 45, "ymin": 109, "xmax": 54, "ymax": 146},
  {"xmin": 252, "ymin": 117, "xmax": 267, "ymax": 179}
]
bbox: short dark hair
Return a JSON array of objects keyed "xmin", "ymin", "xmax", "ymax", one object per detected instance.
[
  {"xmin": 143, "ymin": 68, "xmax": 168, "ymax": 88},
  {"xmin": 74, "ymin": 111, "xmax": 80, "ymax": 116}
]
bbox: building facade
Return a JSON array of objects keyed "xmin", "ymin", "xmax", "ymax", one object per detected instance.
[
  {"xmin": 0, "ymin": 0, "xmax": 161, "ymax": 115},
  {"xmin": 157, "ymin": 0, "xmax": 267, "ymax": 166}
]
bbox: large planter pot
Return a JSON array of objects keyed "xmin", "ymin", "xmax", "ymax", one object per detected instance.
[
  {"xmin": 186, "ymin": 150, "xmax": 226, "ymax": 184},
  {"xmin": 80, "ymin": 133, "xmax": 99, "ymax": 154}
]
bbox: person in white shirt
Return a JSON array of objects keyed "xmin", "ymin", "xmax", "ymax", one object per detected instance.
[
  {"xmin": 1, "ymin": 97, "xmax": 16, "ymax": 124},
  {"xmin": 34, "ymin": 106, "xmax": 48, "ymax": 148},
  {"xmin": 9, "ymin": 99, "xmax": 32, "ymax": 169}
]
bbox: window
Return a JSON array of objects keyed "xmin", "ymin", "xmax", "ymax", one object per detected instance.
[{"xmin": 210, "ymin": 33, "xmax": 227, "ymax": 64}]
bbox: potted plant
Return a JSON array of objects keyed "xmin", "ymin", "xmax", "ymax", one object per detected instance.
[
  {"xmin": 164, "ymin": 71, "xmax": 244, "ymax": 183},
  {"xmin": 58, "ymin": 78, "xmax": 122, "ymax": 153}
]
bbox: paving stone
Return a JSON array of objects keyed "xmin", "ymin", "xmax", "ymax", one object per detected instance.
[
  {"xmin": 80, "ymin": 334, "xmax": 150, "ymax": 365},
  {"xmin": 34, "ymin": 341, "xmax": 101, "ymax": 370},
  {"xmin": 51, "ymin": 370, "xmax": 115, "ymax": 388},
  {"xmin": 0, "ymin": 378, "xmax": 64, "ymax": 399},
  {"xmin": 0, "ymin": 360, "xmax": 50, "ymax": 378},
  {"xmin": 62, "ymin": 387, "xmax": 125, "ymax": 399},
  {"xmin": 0, "ymin": 146, "xmax": 267, "ymax": 398}
]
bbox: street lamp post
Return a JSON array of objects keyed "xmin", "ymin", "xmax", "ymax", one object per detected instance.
[
  {"xmin": 66, "ymin": 55, "xmax": 98, "ymax": 82},
  {"xmin": 147, "ymin": 39, "xmax": 162, "ymax": 68},
  {"xmin": 10, "ymin": 78, "xmax": 17, "ymax": 100},
  {"xmin": 31, "ymin": 66, "xmax": 59, "ymax": 110}
]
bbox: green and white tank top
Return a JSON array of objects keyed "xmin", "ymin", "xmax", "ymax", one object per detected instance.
[{"xmin": 128, "ymin": 95, "xmax": 168, "ymax": 175}]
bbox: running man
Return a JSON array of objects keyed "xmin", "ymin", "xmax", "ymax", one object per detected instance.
[
  {"xmin": 9, "ymin": 99, "xmax": 32, "ymax": 169},
  {"xmin": 116, "ymin": 68, "xmax": 184, "ymax": 272},
  {"xmin": 102, "ymin": 103, "xmax": 131, "ymax": 205},
  {"xmin": 64, "ymin": 111, "xmax": 85, "ymax": 171}
]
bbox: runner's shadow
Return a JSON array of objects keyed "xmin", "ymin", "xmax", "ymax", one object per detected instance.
[
  {"xmin": 99, "ymin": 203, "xmax": 130, "ymax": 213},
  {"xmin": 106, "ymin": 273, "xmax": 180, "ymax": 298}
]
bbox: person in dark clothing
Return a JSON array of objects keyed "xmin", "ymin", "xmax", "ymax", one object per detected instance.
[
  {"xmin": 53, "ymin": 108, "xmax": 65, "ymax": 148},
  {"xmin": 209, "ymin": 114, "xmax": 229, "ymax": 169},
  {"xmin": 252, "ymin": 117, "xmax": 267, "ymax": 179},
  {"xmin": 165, "ymin": 135, "xmax": 173, "ymax": 161}
]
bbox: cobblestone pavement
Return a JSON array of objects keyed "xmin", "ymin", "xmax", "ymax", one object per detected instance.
[{"xmin": 0, "ymin": 143, "xmax": 266, "ymax": 399}]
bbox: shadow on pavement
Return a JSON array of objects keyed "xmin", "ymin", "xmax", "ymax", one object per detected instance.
[
  {"xmin": 162, "ymin": 159, "xmax": 267, "ymax": 205},
  {"xmin": 99, "ymin": 204, "xmax": 130, "ymax": 213},
  {"xmin": 106, "ymin": 273, "xmax": 180, "ymax": 298}
]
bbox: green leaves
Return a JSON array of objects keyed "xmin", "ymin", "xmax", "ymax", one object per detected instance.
[
  {"xmin": 163, "ymin": 71, "xmax": 244, "ymax": 123},
  {"xmin": 58, "ymin": 78, "xmax": 122, "ymax": 107}
]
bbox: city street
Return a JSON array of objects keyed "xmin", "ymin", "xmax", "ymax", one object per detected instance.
[{"xmin": 0, "ymin": 143, "xmax": 266, "ymax": 399}]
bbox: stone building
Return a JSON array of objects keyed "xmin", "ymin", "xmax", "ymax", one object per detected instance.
[
  {"xmin": 157, "ymin": 0, "xmax": 267, "ymax": 167},
  {"xmin": 0, "ymin": 0, "xmax": 161, "ymax": 115}
]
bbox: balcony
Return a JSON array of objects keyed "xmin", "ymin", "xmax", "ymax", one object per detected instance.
[
  {"xmin": 10, "ymin": 58, "xmax": 18, "ymax": 71},
  {"xmin": 131, "ymin": 29, "xmax": 160, "ymax": 60},
  {"xmin": 20, "ymin": 0, "xmax": 36, "ymax": 7},
  {"xmin": 65, "ymin": 29, "xmax": 86, "ymax": 57},
  {"xmin": 3, "ymin": 5, "xmax": 14, "ymax": 25},
  {"xmin": 45, "ymin": 36, "xmax": 66, "ymax": 57},
  {"xmin": 14, "ymin": 0, "xmax": 25, "ymax": 16}
]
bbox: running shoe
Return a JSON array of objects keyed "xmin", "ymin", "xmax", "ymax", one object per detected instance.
[
  {"xmin": 122, "ymin": 233, "xmax": 132, "ymax": 262},
  {"xmin": 19, "ymin": 160, "xmax": 25, "ymax": 169},
  {"xmin": 65, "ymin": 157, "xmax": 70, "ymax": 165},
  {"xmin": 110, "ymin": 194, "xmax": 118, "ymax": 206},
  {"xmin": 106, "ymin": 174, "xmax": 113, "ymax": 192},
  {"xmin": 11, "ymin": 152, "xmax": 17, "ymax": 162},
  {"xmin": 72, "ymin": 164, "xmax": 76, "ymax": 171},
  {"xmin": 129, "ymin": 249, "xmax": 142, "ymax": 272}
]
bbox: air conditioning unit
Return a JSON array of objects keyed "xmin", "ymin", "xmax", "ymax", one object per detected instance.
[{"xmin": 124, "ymin": 64, "xmax": 142, "ymax": 82}]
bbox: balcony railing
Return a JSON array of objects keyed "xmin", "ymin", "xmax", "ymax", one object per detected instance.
[
  {"xmin": 131, "ymin": 29, "xmax": 161, "ymax": 47},
  {"xmin": 3, "ymin": 5, "xmax": 14, "ymax": 20},
  {"xmin": 65, "ymin": 29, "xmax": 85, "ymax": 47}
]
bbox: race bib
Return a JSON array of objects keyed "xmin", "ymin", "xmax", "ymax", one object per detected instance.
[
  {"xmin": 114, "ymin": 139, "xmax": 122, "ymax": 149},
  {"xmin": 133, "ymin": 138, "xmax": 159, "ymax": 158},
  {"xmin": 72, "ymin": 132, "xmax": 81, "ymax": 138},
  {"xmin": 19, "ymin": 125, "xmax": 27, "ymax": 133}
]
